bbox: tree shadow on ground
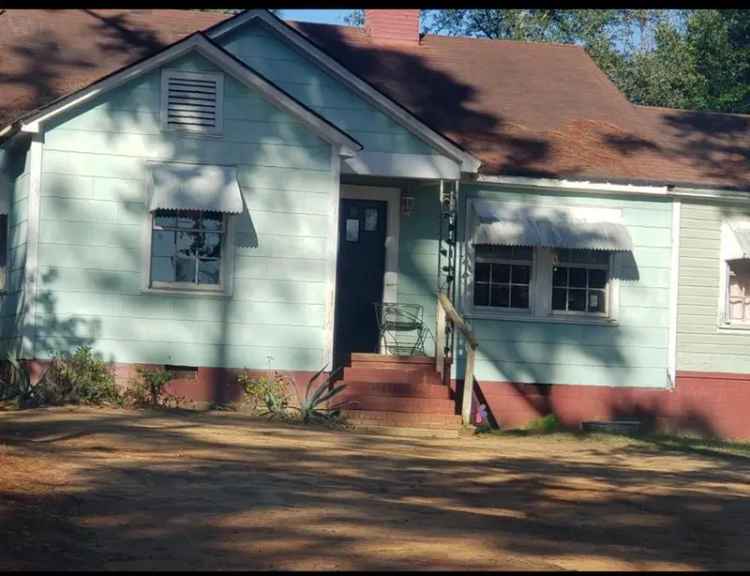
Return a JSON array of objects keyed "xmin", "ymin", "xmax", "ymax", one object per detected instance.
[{"xmin": 2, "ymin": 409, "xmax": 750, "ymax": 571}]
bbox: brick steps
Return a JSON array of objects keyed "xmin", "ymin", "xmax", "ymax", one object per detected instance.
[
  {"xmin": 338, "ymin": 393, "xmax": 454, "ymax": 414},
  {"xmin": 338, "ymin": 354, "xmax": 459, "ymax": 435},
  {"xmin": 339, "ymin": 380, "xmax": 452, "ymax": 399}
]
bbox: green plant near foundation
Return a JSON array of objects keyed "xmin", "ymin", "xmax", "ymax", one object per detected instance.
[
  {"xmin": 236, "ymin": 370, "xmax": 291, "ymax": 417},
  {"xmin": 291, "ymin": 366, "xmax": 346, "ymax": 424},
  {"xmin": 42, "ymin": 346, "xmax": 120, "ymax": 406},
  {"xmin": 126, "ymin": 366, "xmax": 174, "ymax": 407},
  {"xmin": 525, "ymin": 414, "xmax": 561, "ymax": 434},
  {"xmin": 0, "ymin": 355, "xmax": 50, "ymax": 408}
]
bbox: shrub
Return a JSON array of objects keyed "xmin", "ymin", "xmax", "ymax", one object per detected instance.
[
  {"xmin": 236, "ymin": 370, "xmax": 291, "ymax": 418},
  {"xmin": 0, "ymin": 356, "xmax": 49, "ymax": 408},
  {"xmin": 525, "ymin": 414, "xmax": 561, "ymax": 434},
  {"xmin": 125, "ymin": 366, "xmax": 175, "ymax": 407},
  {"xmin": 291, "ymin": 366, "xmax": 347, "ymax": 424},
  {"xmin": 40, "ymin": 346, "xmax": 120, "ymax": 406}
]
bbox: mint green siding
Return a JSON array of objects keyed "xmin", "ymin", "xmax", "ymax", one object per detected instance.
[
  {"xmin": 396, "ymin": 183, "xmax": 673, "ymax": 388},
  {"xmin": 0, "ymin": 140, "xmax": 30, "ymax": 356},
  {"xmin": 35, "ymin": 51, "xmax": 336, "ymax": 370},
  {"xmin": 216, "ymin": 20, "xmax": 438, "ymax": 157},
  {"xmin": 677, "ymin": 201, "xmax": 750, "ymax": 373}
]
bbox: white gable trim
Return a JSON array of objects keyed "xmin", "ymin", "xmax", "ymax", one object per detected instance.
[
  {"xmin": 206, "ymin": 10, "xmax": 481, "ymax": 173},
  {"xmin": 16, "ymin": 34, "xmax": 361, "ymax": 155}
]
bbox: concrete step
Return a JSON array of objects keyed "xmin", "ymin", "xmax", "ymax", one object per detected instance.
[
  {"xmin": 343, "ymin": 366, "xmax": 440, "ymax": 385},
  {"xmin": 338, "ymin": 393, "xmax": 455, "ymax": 414},
  {"xmin": 338, "ymin": 380, "xmax": 452, "ymax": 399},
  {"xmin": 341, "ymin": 409, "xmax": 462, "ymax": 429},
  {"xmin": 349, "ymin": 425, "xmax": 459, "ymax": 439}
]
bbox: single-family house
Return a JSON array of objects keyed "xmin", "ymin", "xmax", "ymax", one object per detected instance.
[{"xmin": 2, "ymin": 9, "xmax": 750, "ymax": 438}]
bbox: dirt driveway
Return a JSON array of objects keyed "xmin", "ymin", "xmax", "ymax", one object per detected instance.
[{"xmin": 1, "ymin": 407, "xmax": 749, "ymax": 571}]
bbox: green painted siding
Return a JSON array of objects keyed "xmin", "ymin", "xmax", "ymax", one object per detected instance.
[
  {"xmin": 397, "ymin": 182, "xmax": 673, "ymax": 388},
  {"xmin": 216, "ymin": 20, "xmax": 439, "ymax": 157},
  {"xmin": 0, "ymin": 140, "xmax": 31, "ymax": 357},
  {"xmin": 677, "ymin": 201, "xmax": 750, "ymax": 373},
  {"xmin": 36, "ymin": 51, "xmax": 336, "ymax": 370}
]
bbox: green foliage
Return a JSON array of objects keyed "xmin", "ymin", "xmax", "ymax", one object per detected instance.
[
  {"xmin": 291, "ymin": 366, "xmax": 346, "ymax": 424},
  {"xmin": 0, "ymin": 356, "xmax": 49, "ymax": 408},
  {"xmin": 126, "ymin": 366, "xmax": 176, "ymax": 408},
  {"xmin": 41, "ymin": 346, "xmax": 120, "ymax": 406},
  {"xmin": 525, "ymin": 414, "xmax": 561, "ymax": 434},
  {"xmin": 236, "ymin": 370, "xmax": 291, "ymax": 418}
]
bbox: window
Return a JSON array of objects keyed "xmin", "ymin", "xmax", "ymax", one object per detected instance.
[
  {"xmin": 473, "ymin": 245, "xmax": 532, "ymax": 310},
  {"xmin": 161, "ymin": 70, "xmax": 223, "ymax": 135},
  {"xmin": 551, "ymin": 249, "xmax": 609, "ymax": 315},
  {"xmin": 469, "ymin": 245, "xmax": 616, "ymax": 321},
  {"xmin": 0, "ymin": 214, "xmax": 7, "ymax": 291},
  {"xmin": 726, "ymin": 259, "xmax": 750, "ymax": 323},
  {"xmin": 150, "ymin": 209, "xmax": 225, "ymax": 290}
]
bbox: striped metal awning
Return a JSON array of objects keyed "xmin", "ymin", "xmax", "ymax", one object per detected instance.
[
  {"xmin": 726, "ymin": 219, "xmax": 750, "ymax": 259},
  {"xmin": 147, "ymin": 162, "xmax": 243, "ymax": 214},
  {"xmin": 471, "ymin": 200, "xmax": 633, "ymax": 252}
]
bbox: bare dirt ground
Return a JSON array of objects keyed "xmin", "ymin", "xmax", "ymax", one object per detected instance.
[{"xmin": 1, "ymin": 407, "xmax": 749, "ymax": 571}]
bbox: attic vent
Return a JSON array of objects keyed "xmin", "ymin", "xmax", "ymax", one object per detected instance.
[{"xmin": 161, "ymin": 70, "xmax": 223, "ymax": 134}]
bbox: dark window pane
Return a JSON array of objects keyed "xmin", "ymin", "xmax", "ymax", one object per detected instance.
[
  {"xmin": 569, "ymin": 267, "xmax": 587, "ymax": 288},
  {"xmin": 553, "ymin": 266, "xmax": 568, "ymax": 287},
  {"xmin": 177, "ymin": 231, "xmax": 198, "ymax": 257},
  {"xmin": 200, "ymin": 233, "xmax": 222, "ymax": 258},
  {"xmin": 589, "ymin": 268, "xmax": 608, "ymax": 289},
  {"xmin": 589, "ymin": 290, "xmax": 606, "ymax": 313},
  {"xmin": 568, "ymin": 289, "xmax": 587, "ymax": 311},
  {"xmin": 154, "ymin": 210, "xmax": 177, "ymax": 228},
  {"xmin": 152, "ymin": 230, "xmax": 175, "ymax": 257},
  {"xmin": 511, "ymin": 264, "xmax": 530, "ymax": 284},
  {"xmin": 492, "ymin": 263, "xmax": 510, "ymax": 283},
  {"xmin": 202, "ymin": 212, "xmax": 223, "ymax": 231},
  {"xmin": 151, "ymin": 256, "xmax": 175, "ymax": 283},
  {"xmin": 175, "ymin": 258, "xmax": 195, "ymax": 282},
  {"xmin": 475, "ymin": 262, "xmax": 491, "ymax": 283},
  {"xmin": 198, "ymin": 259, "xmax": 220, "ymax": 284},
  {"xmin": 552, "ymin": 288, "xmax": 567, "ymax": 310},
  {"xmin": 474, "ymin": 283, "xmax": 489, "ymax": 306},
  {"xmin": 510, "ymin": 285, "xmax": 529, "ymax": 309},
  {"xmin": 491, "ymin": 284, "xmax": 510, "ymax": 307},
  {"xmin": 177, "ymin": 211, "xmax": 200, "ymax": 229}
]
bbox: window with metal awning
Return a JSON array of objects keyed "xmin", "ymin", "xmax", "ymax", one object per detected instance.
[
  {"xmin": 465, "ymin": 200, "xmax": 634, "ymax": 321},
  {"xmin": 144, "ymin": 162, "xmax": 243, "ymax": 293},
  {"xmin": 721, "ymin": 218, "xmax": 750, "ymax": 324}
]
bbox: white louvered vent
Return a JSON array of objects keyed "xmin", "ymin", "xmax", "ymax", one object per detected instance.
[{"xmin": 161, "ymin": 70, "xmax": 224, "ymax": 134}]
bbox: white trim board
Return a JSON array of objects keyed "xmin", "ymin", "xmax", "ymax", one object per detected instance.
[
  {"xmin": 15, "ymin": 34, "xmax": 361, "ymax": 156},
  {"xmin": 667, "ymin": 199, "xmax": 680, "ymax": 388},
  {"xmin": 206, "ymin": 10, "xmax": 481, "ymax": 174}
]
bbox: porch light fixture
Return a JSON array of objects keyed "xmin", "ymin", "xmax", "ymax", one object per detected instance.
[{"xmin": 401, "ymin": 192, "xmax": 415, "ymax": 216}]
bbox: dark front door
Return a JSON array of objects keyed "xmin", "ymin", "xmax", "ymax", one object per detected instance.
[{"xmin": 333, "ymin": 198, "xmax": 388, "ymax": 372}]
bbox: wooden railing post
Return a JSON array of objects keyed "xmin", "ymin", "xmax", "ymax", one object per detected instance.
[
  {"xmin": 437, "ymin": 292, "xmax": 479, "ymax": 427},
  {"xmin": 435, "ymin": 298, "xmax": 445, "ymax": 380},
  {"xmin": 462, "ymin": 343, "xmax": 477, "ymax": 427}
]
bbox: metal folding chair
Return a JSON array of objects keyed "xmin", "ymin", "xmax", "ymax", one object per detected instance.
[{"xmin": 374, "ymin": 302, "xmax": 427, "ymax": 356}]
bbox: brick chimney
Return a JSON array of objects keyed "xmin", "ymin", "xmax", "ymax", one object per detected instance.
[{"xmin": 364, "ymin": 10, "xmax": 421, "ymax": 44}]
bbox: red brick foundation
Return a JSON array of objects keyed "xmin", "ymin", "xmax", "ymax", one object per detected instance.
[
  {"xmin": 24, "ymin": 359, "xmax": 320, "ymax": 407},
  {"xmin": 464, "ymin": 371, "xmax": 750, "ymax": 440}
]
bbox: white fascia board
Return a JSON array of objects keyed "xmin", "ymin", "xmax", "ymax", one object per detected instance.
[
  {"xmin": 475, "ymin": 174, "xmax": 671, "ymax": 197},
  {"xmin": 207, "ymin": 10, "xmax": 481, "ymax": 173},
  {"xmin": 17, "ymin": 34, "xmax": 361, "ymax": 153},
  {"xmin": 671, "ymin": 186, "xmax": 750, "ymax": 204},
  {"xmin": 343, "ymin": 151, "xmax": 461, "ymax": 180}
]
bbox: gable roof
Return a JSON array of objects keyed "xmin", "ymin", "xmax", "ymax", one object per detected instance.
[
  {"xmin": 2, "ymin": 9, "xmax": 750, "ymax": 189},
  {"xmin": 2, "ymin": 20, "xmax": 361, "ymax": 153}
]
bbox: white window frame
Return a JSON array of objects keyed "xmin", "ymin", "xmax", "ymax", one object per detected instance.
[
  {"xmin": 470, "ymin": 246, "xmax": 536, "ymax": 316},
  {"xmin": 143, "ymin": 209, "xmax": 235, "ymax": 297},
  {"xmin": 549, "ymin": 248, "xmax": 612, "ymax": 319},
  {"xmin": 718, "ymin": 220, "xmax": 750, "ymax": 328},
  {"xmin": 463, "ymin": 199, "xmax": 621, "ymax": 325},
  {"xmin": 160, "ymin": 70, "xmax": 224, "ymax": 136}
]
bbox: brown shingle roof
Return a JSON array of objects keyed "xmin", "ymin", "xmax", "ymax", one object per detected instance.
[{"xmin": 2, "ymin": 9, "xmax": 749, "ymax": 189}]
